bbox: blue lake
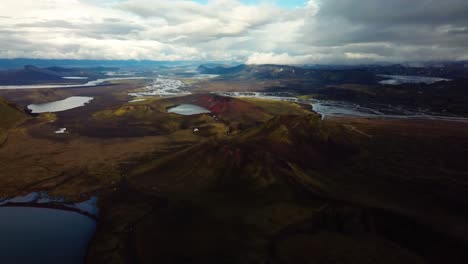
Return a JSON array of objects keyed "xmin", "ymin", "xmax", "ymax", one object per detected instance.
[{"xmin": 0, "ymin": 207, "xmax": 96, "ymax": 264}]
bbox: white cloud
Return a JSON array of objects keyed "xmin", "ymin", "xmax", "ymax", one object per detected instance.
[
  {"xmin": 306, "ymin": 0, "xmax": 320, "ymax": 16},
  {"xmin": 345, "ymin": 52, "xmax": 386, "ymax": 60},
  {"xmin": 246, "ymin": 52, "xmax": 316, "ymax": 65},
  {"xmin": 0, "ymin": 0, "xmax": 466, "ymax": 64}
]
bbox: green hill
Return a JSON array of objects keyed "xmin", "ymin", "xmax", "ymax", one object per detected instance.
[
  {"xmin": 0, "ymin": 97, "xmax": 27, "ymax": 129},
  {"xmin": 198, "ymin": 64, "xmax": 379, "ymax": 84},
  {"xmin": 0, "ymin": 97, "xmax": 28, "ymax": 143},
  {"xmin": 88, "ymin": 105, "xmax": 468, "ymax": 263},
  {"xmin": 118, "ymin": 114, "xmax": 443, "ymax": 264}
]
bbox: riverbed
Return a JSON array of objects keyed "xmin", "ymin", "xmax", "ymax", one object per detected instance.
[{"xmin": 215, "ymin": 91, "xmax": 468, "ymax": 122}]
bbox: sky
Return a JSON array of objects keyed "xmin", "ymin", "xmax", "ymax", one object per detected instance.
[{"xmin": 1, "ymin": 0, "xmax": 468, "ymax": 64}]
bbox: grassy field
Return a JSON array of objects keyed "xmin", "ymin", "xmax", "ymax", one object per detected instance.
[{"xmin": 1, "ymin": 83, "xmax": 468, "ymax": 264}]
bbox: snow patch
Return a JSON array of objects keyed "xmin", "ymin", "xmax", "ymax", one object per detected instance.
[{"xmin": 54, "ymin": 128, "xmax": 68, "ymax": 134}]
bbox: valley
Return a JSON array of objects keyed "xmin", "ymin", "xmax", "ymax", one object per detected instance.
[
  {"xmin": 2, "ymin": 0, "xmax": 468, "ymax": 262},
  {"xmin": 0, "ymin": 63, "xmax": 468, "ymax": 264}
]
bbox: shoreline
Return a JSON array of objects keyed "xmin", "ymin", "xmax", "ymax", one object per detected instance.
[{"xmin": 0, "ymin": 202, "xmax": 98, "ymax": 220}]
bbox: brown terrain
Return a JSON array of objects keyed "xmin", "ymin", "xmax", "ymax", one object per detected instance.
[{"xmin": 1, "ymin": 78, "xmax": 468, "ymax": 264}]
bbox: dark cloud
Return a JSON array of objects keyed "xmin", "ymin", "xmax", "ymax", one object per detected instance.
[
  {"xmin": 319, "ymin": 0, "xmax": 468, "ymax": 26},
  {"xmin": 287, "ymin": 0, "xmax": 468, "ymax": 63}
]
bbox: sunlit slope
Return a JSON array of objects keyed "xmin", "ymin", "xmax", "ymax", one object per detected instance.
[
  {"xmin": 87, "ymin": 94, "xmax": 313, "ymax": 137},
  {"xmin": 123, "ymin": 114, "xmax": 434, "ymax": 263},
  {"xmin": 0, "ymin": 97, "xmax": 27, "ymax": 128},
  {"xmin": 128, "ymin": 114, "xmax": 354, "ymax": 199},
  {"xmin": 0, "ymin": 97, "xmax": 28, "ymax": 143},
  {"xmin": 86, "ymin": 95, "xmax": 468, "ymax": 263}
]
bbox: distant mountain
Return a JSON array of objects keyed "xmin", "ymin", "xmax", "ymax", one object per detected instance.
[
  {"xmin": 197, "ymin": 64, "xmax": 248, "ymax": 75},
  {"xmin": 363, "ymin": 63, "xmax": 468, "ymax": 79},
  {"xmin": 45, "ymin": 66, "xmax": 119, "ymax": 73},
  {"xmin": 198, "ymin": 64, "xmax": 378, "ymax": 84},
  {"xmin": 0, "ymin": 59, "xmax": 231, "ymax": 70},
  {"xmin": 0, "ymin": 65, "xmax": 112, "ymax": 85},
  {"xmin": 314, "ymin": 77, "xmax": 468, "ymax": 117},
  {"xmin": 0, "ymin": 65, "xmax": 68, "ymax": 85}
]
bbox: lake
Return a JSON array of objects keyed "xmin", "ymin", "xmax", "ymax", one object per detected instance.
[
  {"xmin": 0, "ymin": 193, "xmax": 98, "ymax": 264},
  {"xmin": 27, "ymin": 96, "xmax": 94, "ymax": 113},
  {"xmin": 167, "ymin": 104, "xmax": 211, "ymax": 115},
  {"xmin": 378, "ymin": 75, "xmax": 450, "ymax": 85},
  {"xmin": 0, "ymin": 207, "xmax": 96, "ymax": 264}
]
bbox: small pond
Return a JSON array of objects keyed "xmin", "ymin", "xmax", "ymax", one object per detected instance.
[
  {"xmin": 167, "ymin": 104, "xmax": 211, "ymax": 115},
  {"xmin": 27, "ymin": 96, "xmax": 94, "ymax": 113}
]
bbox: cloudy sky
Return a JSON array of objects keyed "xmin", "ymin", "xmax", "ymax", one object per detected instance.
[{"xmin": 1, "ymin": 0, "xmax": 468, "ymax": 64}]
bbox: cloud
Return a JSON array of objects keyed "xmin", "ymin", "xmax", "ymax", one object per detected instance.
[
  {"xmin": 246, "ymin": 52, "xmax": 316, "ymax": 65},
  {"xmin": 306, "ymin": 0, "xmax": 320, "ymax": 16},
  {"xmin": 0, "ymin": 0, "xmax": 467, "ymax": 64}
]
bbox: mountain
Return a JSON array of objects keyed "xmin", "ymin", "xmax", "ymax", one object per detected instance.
[
  {"xmin": 100, "ymin": 106, "xmax": 468, "ymax": 263},
  {"xmin": 0, "ymin": 65, "xmax": 67, "ymax": 85},
  {"xmin": 45, "ymin": 66, "xmax": 118, "ymax": 74},
  {"xmin": 364, "ymin": 63, "xmax": 468, "ymax": 79},
  {"xmin": 0, "ymin": 59, "xmax": 232, "ymax": 71},
  {"xmin": 198, "ymin": 64, "xmax": 248, "ymax": 75},
  {"xmin": 315, "ymin": 77, "xmax": 468, "ymax": 117},
  {"xmin": 0, "ymin": 65, "xmax": 116, "ymax": 85},
  {"xmin": 91, "ymin": 95, "xmax": 466, "ymax": 263},
  {"xmin": 129, "ymin": 113, "xmax": 354, "ymax": 198},
  {"xmin": 198, "ymin": 64, "xmax": 378, "ymax": 84}
]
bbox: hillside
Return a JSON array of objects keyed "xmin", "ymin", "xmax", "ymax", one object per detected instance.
[
  {"xmin": 314, "ymin": 78, "xmax": 468, "ymax": 117},
  {"xmin": 88, "ymin": 100, "xmax": 468, "ymax": 263},
  {"xmin": 0, "ymin": 65, "xmax": 95, "ymax": 85},
  {"xmin": 198, "ymin": 64, "xmax": 247, "ymax": 75},
  {"xmin": 364, "ymin": 63, "xmax": 468, "ymax": 79},
  {"xmin": 0, "ymin": 97, "xmax": 28, "ymax": 128},
  {"xmin": 0, "ymin": 97, "xmax": 28, "ymax": 143},
  {"xmin": 0, "ymin": 65, "xmax": 65, "ymax": 85},
  {"xmin": 128, "ymin": 114, "xmax": 354, "ymax": 198},
  {"xmin": 198, "ymin": 64, "xmax": 379, "ymax": 84},
  {"xmin": 83, "ymin": 94, "xmax": 312, "ymax": 138}
]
